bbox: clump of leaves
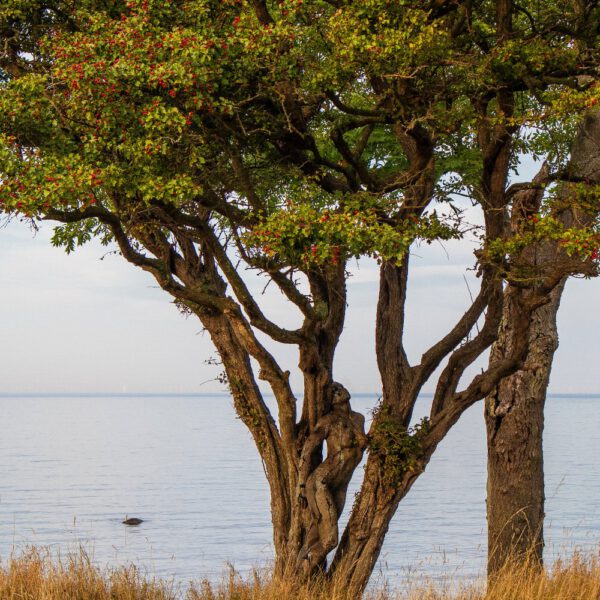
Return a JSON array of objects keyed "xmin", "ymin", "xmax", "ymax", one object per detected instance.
[
  {"xmin": 369, "ymin": 405, "xmax": 430, "ymax": 485},
  {"xmin": 246, "ymin": 194, "xmax": 462, "ymax": 267}
]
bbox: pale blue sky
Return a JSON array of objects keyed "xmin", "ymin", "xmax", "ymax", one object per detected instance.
[{"xmin": 1, "ymin": 212, "xmax": 598, "ymax": 395}]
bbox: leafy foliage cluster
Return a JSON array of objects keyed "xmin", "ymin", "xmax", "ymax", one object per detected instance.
[
  {"xmin": 369, "ymin": 405, "xmax": 430, "ymax": 485},
  {"xmin": 247, "ymin": 194, "xmax": 462, "ymax": 266},
  {"xmin": 0, "ymin": 0, "xmax": 596, "ymax": 268}
]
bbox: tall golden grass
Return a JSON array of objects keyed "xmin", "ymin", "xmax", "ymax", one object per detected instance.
[{"xmin": 0, "ymin": 547, "xmax": 598, "ymax": 600}]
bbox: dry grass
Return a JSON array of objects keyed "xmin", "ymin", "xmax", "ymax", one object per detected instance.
[
  {"xmin": 0, "ymin": 547, "xmax": 599, "ymax": 600},
  {"xmin": 395, "ymin": 553, "xmax": 600, "ymax": 600},
  {"xmin": 0, "ymin": 547, "xmax": 176, "ymax": 600}
]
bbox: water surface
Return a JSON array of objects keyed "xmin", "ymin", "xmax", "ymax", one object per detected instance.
[{"xmin": 0, "ymin": 393, "xmax": 598, "ymax": 587}]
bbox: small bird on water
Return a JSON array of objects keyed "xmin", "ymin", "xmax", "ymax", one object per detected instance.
[{"xmin": 122, "ymin": 516, "xmax": 143, "ymax": 525}]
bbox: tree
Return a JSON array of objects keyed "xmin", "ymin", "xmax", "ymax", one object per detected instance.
[
  {"xmin": 1, "ymin": 0, "xmax": 598, "ymax": 593},
  {"xmin": 486, "ymin": 108, "xmax": 600, "ymax": 576}
]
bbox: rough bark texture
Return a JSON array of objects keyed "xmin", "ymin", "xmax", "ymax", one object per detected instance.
[
  {"xmin": 486, "ymin": 282, "xmax": 564, "ymax": 574},
  {"xmin": 486, "ymin": 109, "xmax": 600, "ymax": 576}
]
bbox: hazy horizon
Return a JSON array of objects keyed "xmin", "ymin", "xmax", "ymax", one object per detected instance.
[{"xmin": 1, "ymin": 391, "xmax": 599, "ymax": 397}]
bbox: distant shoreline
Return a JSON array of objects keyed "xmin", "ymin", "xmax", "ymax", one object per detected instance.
[{"xmin": 1, "ymin": 391, "xmax": 599, "ymax": 398}]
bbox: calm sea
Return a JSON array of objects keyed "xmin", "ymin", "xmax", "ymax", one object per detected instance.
[{"xmin": 0, "ymin": 393, "xmax": 598, "ymax": 587}]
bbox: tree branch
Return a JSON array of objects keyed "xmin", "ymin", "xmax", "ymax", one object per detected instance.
[
  {"xmin": 415, "ymin": 270, "xmax": 490, "ymax": 392},
  {"xmin": 224, "ymin": 306, "xmax": 298, "ymax": 450},
  {"xmin": 250, "ymin": 0, "xmax": 274, "ymax": 26},
  {"xmin": 430, "ymin": 270, "xmax": 504, "ymax": 417}
]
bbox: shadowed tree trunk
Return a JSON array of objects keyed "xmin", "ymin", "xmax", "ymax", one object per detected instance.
[
  {"xmin": 486, "ymin": 109, "xmax": 600, "ymax": 577},
  {"xmin": 486, "ymin": 281, "xmax": 564, "ymax": 574}
]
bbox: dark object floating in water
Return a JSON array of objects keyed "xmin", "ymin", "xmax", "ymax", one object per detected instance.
[{"xmin": 122, "ymin": 516, "xmax": 143, "ymax": 525}]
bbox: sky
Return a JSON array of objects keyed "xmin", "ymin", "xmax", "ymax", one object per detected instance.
[{"xmin": 1, "ymin": 207, "xmax": 599, "ymax": 396}]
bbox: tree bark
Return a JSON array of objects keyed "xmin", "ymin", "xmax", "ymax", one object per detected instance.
[
  {"xmin": 486, "ymin": 281, "xmax": 564, "ymax": 574},
  {"xmin": 486, "ymin": 109, "xmax": 600, "ymax": 577}
]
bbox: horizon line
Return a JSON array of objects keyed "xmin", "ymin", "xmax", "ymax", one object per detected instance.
[{"xmin": 0, "ymin": 391, "xmax": 598, "ymax": 399}]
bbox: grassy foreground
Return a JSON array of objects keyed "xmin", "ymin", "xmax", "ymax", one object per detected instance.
[{"xmin": 0, "ymin": 548, "xmax": 599, "ymax": 600}]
